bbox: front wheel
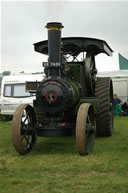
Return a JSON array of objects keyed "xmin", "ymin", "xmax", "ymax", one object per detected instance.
[
  {"xmin": 76, "ymin": 103, "xmax": 95, "ymax": 155},
  {"xmin": 12, "ymin": 104, "xmax": 37, "ymax": 155}
]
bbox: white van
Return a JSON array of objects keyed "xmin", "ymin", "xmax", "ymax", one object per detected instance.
[{"xmin": 0, "ymin": 73, "xmax": 44, "ymax": 116}]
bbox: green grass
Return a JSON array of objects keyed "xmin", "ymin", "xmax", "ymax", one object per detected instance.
[{"xmin": 0, "ymin": 117, "xmax": 128, "ymax": 193}]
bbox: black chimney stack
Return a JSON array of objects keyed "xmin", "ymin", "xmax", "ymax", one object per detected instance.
[{"xmin": 45, "ymin": 22, "xmax": 64, "ymax": 77}]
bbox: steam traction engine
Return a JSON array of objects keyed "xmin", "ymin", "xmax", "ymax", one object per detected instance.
[{"xmin": 12, "ymin": 22, "xmax": 114, "ymax": 155}]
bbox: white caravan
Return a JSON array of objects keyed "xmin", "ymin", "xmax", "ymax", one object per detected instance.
[{"xmin": 0, "ymin": 73, "xmax": 45, "ymax": 116}]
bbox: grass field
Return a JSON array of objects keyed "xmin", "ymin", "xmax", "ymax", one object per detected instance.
[{"xmin": 0, "ymin": 117, "xmax": 128, "ymax": 193}]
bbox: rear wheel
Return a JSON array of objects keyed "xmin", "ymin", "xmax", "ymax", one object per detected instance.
[
  {"xmin": 76, "ymin": 103, "xmax": 95, "ymax": 155},
  {"xmin": 12, "ymin": 104, "xmax": 37, "ymax": 155},
  {"xmin": 95, "ymin": 77, "xmax": 113, "ymax": 136}
]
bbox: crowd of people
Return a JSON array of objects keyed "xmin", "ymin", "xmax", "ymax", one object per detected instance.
[{"xmin": 113, "ymin": 94, "xmax": 128, "ymax": 116}]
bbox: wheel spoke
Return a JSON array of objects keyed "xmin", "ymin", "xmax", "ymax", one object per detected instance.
[
  {"xmin": 24, "ymin": 135, "xmax": 32, "ymax": 145},
  {"xmin": 22, "ymin": 116, "xmax": 27, "ymax": 124}
]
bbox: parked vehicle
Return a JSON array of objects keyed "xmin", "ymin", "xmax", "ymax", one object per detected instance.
[
  {"xmin": 12, "ymin": 22, "xmax": 114, "ymax": 155},
  {"xmin": 0, "ymin": 73, "xmax": 44, "ymax": 117}
]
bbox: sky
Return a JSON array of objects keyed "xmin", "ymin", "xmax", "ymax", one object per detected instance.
[{"xmin": 1, "ymin": 1, "xmax": 128, "ymax": 74}]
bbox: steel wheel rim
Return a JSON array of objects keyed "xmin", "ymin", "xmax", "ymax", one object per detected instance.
[
  {"xmin": 20, "ymin": 109, "xmax": 35, "ymax": 152},
  {"xmin": 76, "ymin": 103, "xmax": 95, "ymax": 155},
  {"xmin": 12, "ymin": 104, "xmax": 36, "ymax": 155}
]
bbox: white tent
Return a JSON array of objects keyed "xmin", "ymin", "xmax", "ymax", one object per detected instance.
[
  {"xmin": 96, "ymin": 52, "xmax": 128, "ymax": 102},
  {"xmin": 96, "ymin": 52, "xmax": 119, "ymax": 72},
  {"xmin": 97, "ymin": 70, "xmax": 128, "ymax": 103},
  {"xmin": 97, "ymin": 70, "xmax": 128, "ymax": 78}
]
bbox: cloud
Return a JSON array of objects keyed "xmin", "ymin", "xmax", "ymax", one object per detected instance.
[{"xmin": 1, "ymin": 1, "xmax": 128, "ymax": 73}]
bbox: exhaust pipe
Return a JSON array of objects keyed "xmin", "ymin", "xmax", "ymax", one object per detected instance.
[{"xmin": 45, "ymin": 22, "xmax": 64, "ymax": 77}]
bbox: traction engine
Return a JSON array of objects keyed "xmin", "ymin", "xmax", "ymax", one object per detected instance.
[{"xmin": 12, "ymin": 22, "xmax": 114, "ymax": 155}]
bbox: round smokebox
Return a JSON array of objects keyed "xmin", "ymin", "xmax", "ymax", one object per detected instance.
[{"xmin": 36, "ymin": 78, "xmax": 73, "ymax": 113}]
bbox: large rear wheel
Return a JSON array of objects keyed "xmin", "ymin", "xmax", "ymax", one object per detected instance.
[
  {"xmin": 76, "ymin": 103, "xmax": 95, "ymax": 155},
  {"xmin": 95, "ymin": 77, "xmax": 114, "ymax": 136},
  {"xmin": 12, "ymin": 104, "xmax": 37, "ymax": 155}
]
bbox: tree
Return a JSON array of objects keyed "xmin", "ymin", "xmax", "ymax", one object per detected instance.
[
  {"xmin": 2, "ymin": 71, "xmax": 11, "ymax": 76},
  {"xmin": 0, "ymin": 71, "xmax": 11, "ymax": 89}
]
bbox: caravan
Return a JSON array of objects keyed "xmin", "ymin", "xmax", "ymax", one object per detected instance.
[{"xmin": 0, "ymin": 73, "xmax": 45, "ymax": 117}]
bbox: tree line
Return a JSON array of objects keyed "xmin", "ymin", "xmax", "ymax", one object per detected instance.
[{"xmin": 0, "ymin": 71, "xmax": 11, "ymax": 89}]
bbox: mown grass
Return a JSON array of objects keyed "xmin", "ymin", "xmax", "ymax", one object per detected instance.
[{"xmin": 0, "ymin": 117, "xmax": 128, "ymax": 193}]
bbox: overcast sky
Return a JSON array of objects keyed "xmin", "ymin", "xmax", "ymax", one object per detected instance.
[{"xmin": 1, "ymin": 1, "xmax": 128, "ymax": 74}]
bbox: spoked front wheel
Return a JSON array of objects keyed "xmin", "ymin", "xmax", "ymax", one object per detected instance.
[
  {"xmin": 12, "ymin": 104, "xmax": 37, "ymax": 155},
  {"xmin": 76, "ymin": 103, "xmax": 95, "ymax": 155}
]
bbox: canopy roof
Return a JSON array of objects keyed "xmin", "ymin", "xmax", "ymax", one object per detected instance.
[{"xmin": 34, "ymin": 37, "xmax": 113, "ymax": 57}]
